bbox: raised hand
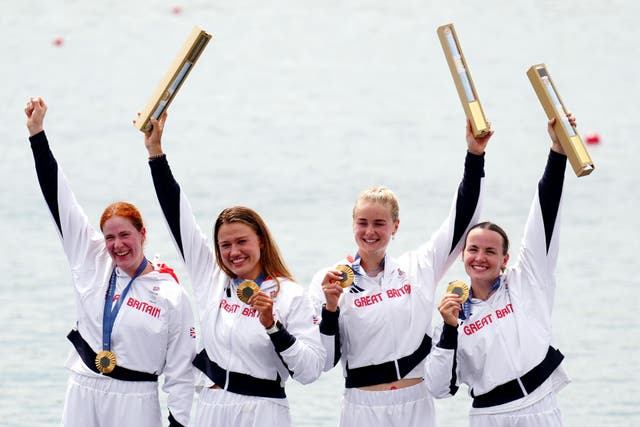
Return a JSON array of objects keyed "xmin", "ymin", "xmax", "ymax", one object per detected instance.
[
  {"xmin": 466, "ymin": 119, "xmax": 494, "ymax": 155},
  {"xmin": 25, "ymin": 97, "xmax": 48, "ymax": 136}
]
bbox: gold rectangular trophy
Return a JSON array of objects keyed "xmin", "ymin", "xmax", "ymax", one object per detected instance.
[
  {"xmin": 134, "ymin": 26, "xmax": 212, "ymax": 132},
  {"xmin": 527, "ymin": 64, "xmax": 594, "ymax": 177},
  {"xmin": 437, "ymin": 23, "xmax": 490, "ymax": 138}
]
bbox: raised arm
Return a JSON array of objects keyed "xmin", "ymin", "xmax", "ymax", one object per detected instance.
[
  {"xmin": 517, "ymin": 116, "xmax": 571, "ymax": 291},
  {"xmin": 25, "ymin": 97, "xmax": 105, "ymax": 284},
  {"xmin": 402, "ymin": 120, "xmax": 490, "ymax": 283},
  {"xmin": 139, "ymin": 113, "xmax": 220, "ymax": 303}
]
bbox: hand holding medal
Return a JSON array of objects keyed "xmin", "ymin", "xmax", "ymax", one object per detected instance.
[
  {"xmin": 322, "ymin": 265, "xmax": 352, "ymax": 312},
  {"xmin": 248, "ymin": 290, "xmax": 276, "ymax": 328},
  {"xmin": 439, "ymin": 280, "xmax": 469, "ymax": 326}
]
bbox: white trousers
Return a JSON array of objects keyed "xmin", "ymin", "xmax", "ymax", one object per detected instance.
[
  {"xmin": 469, "ymin": 392, "xmax": 563, "ymax": 427},
  {"xmin": 340, "ymin": 381, "xmax": 435, "ymax": 427},
  {"xmin": 194, "ymin": 387, "xmax": 291, "ymax": 427},
  {"xmin": 61, "ymin": 372, "xmax": 161, "ymax": 427}
]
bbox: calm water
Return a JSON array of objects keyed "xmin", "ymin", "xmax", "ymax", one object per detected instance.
[{"xmin": 1, "ymin": 1, "xmax": 639, "ymax": 426}]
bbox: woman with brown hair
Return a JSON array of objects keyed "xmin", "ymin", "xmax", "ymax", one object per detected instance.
[
  {"xmin": 141, "ymin": 112, "xmax": 324, "ymax": 427},
  {"xmin": 426, "ymin": 116, "xmax": 576, "ymax": 426}
]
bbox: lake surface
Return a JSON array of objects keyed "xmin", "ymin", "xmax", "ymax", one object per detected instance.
[{"xmin": 1, "ymin": 1, "xmax": 638, "ymax": 426}]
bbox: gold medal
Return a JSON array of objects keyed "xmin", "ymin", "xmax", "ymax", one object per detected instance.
[
  {"xmin": 335, "ymin": 265, "xmax": 355, "ymax": 288},
  {"xmin": 95, "ymin": 350, "xmax": 117, "ymax": 374},
  {"xmin": 237, "ymin": 280, "xmax": 260, "ymax": 304},
  {"xmin": 446, "ymin": 280, "xmax": 470, "ymax": 303}
]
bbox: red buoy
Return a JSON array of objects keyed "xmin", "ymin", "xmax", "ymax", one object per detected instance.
[
  {"xmin": 52, "ymin": 37, "xmax": 64, "ymax": 47},
  {"xmin": 585, "ymin": 132, "xmax": 600, "ymax": 144},
  {"xmin": 171, "ymin": 6, "xmax": 182, "ymax": 14}
]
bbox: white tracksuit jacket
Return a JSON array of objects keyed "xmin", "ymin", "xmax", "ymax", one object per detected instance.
[
  {"xmin": 29, "ymin": 131, "xmax": 196, "ymax": 426},
  {"xmin": 309, "ymin": 152, "xmax": 485, "ymax": 385},
  {"xmin": 148, "ymin": 155, "xmax": 325, "ymax": 393},
  {"xmin": 426, "ymin": 150, "xmax": 570, "ymax": 415}
]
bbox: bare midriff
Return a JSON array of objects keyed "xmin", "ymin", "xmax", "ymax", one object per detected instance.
[{"xmin": 358, "ymin": 377, "xmax": 423, "ymax": 391}]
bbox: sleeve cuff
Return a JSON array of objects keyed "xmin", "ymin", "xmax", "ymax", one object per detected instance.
[
  {"xmin": 29, "ymin": 130, "xmax": 48, "ymax": 148},
  {"xmin": 268, "ymin": 324, "xmax": 297, "ymax": 353},
  {"xmin": 437, "ymin": 323, "xmax": 458, "ymax": 350},
  {"xmin": 319, "ymin": 305, "xmax": 340, "ymax": 336}
]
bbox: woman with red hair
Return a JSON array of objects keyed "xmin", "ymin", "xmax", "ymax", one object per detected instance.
[{"xmin": 25, "ymin": 97, "xmax": 196, "ymax": 427}]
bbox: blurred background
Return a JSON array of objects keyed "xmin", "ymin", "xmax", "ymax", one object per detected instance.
[{"xmin": 1, "ymin": 1, "xmax": 638, "ymax": 426}]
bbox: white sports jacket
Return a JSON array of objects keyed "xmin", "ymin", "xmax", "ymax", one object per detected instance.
[
  {"xmin": 29, "ymin": 131, "xmax": 196, "ymax": 426},
  {"xmin": 309, "ymin": 152, "xmax": 485, "ymax": 387},
  {"xmin": 148, "ymin": 155, "xmax": 325, "ymax": 393},
  {"xmin": 426, "ymin": 150, "xmax": 570, "ymax": 413}
]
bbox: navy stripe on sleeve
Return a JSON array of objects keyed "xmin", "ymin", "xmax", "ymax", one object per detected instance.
[
  {"xmin": 270, "ymin": 326, "xmax": 296, "ymax": 377},
  {"xmin": 450, "ymin": 152, "xmax": 485, "ymax": 254},
  {"xmin": 437, "ymin": 323, "xmax": 460, "ymax": 396},
  {"xmin": 149, "ymin": 155, "xmax": 185, "ymax": 259},
  {"xmin": 29, "ymin": 131, "xmax": 62, "ymax": 235},
  {"xmin": 538, "ymin": 150, "xmax": 567, "ymax": 253},
  {"xmin": 319, "ymin": 306, "xmax": 342, "ymax": 366}
]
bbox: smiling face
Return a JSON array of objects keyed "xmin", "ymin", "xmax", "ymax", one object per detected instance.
[
  {"xmin": 217, "ymin": 222, "xmax": 264, "ymax": 280},
  {"xmin": 352, "ymin": 200, "xmax": 399, "ymax": 261},
  {"xmin": 462, "ymin": 227, "xmax": 509, "ymax": 287},
  {"xmin": 102, "ymin": 215, "xmax": 146, "ymax": 277}
]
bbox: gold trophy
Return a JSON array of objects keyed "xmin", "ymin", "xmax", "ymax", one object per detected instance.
[
  {"xmin": 446, "ymin": 280, "xmax": 469, "ymax": 303},
  {"xmin": 134, "ymin": 26, "xmax": 212, "ymax": 132},
  {"xmin": 527, "ymin": 64, "xmax": 594, "ymax": 177},
  {"xmin": 437, "ymin": 23, "xmax": 490, "ymax": 138}
]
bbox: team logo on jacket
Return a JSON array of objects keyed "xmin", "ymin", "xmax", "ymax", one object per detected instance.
[
  {"xmin": 189, "ymin": 327, "xmax": 197, "ymax": 338},
  {"xmin": 126, "ymin": 297, "xmax": 161, "ymax": 319},
  {"xmin": 348, "ymin": 284, "xmax": 366, "ymax": 294}
]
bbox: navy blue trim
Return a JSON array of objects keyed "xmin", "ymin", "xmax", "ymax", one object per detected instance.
[
  {"xmin": 319, "ymin": 306, "xmax": 339, "ymax": 335},
  {"xmin": 332, "ymin": 333, "xmax": 342, "ymax": 367},
  {"xmin": 437, "ymin": 323, "xmax": 460, "ymax": 395},
  {"xmin": 168, "ymin": 412, "xmax": 184, "ymax": 427},
  {"xmin": 449, "ymin": 351, "xmax": 459, "ymax": 396},
  {"xmin": 471, "ymin": 346, "xmax": 564, "ymax": 408},
  {"xmin": 437, "ymin": 323, "xmax": 458, "ymax": 350},
  {"xmin": 268, "ymin": 323, "xmax": 296, "ymax": 353},
  {"xmin": 192, "ymin": 349, "xmax": 286, "ymax": 398},
  {"xmin": 539, "ymin": 150, "xmax": 567, "ymax": 253},
  {"xmin": 29, "ymin": 131, "xmax": 62, "ymax": 235},
  {"xmin": 345, "ymin": 334, "xmax": 432, "ymax": 388},
  {"xmin": 149, "ymin": 155, "xmax": 185, "ymax": 259},
  {"xmin": 450, "ymin": 152, "xmax": 485, "ymax": 255},
  {"xmin": 269, "ymin": 323, "xmax": 296, "ymax": 376},
  {"xmin": 319, "ymin": 306, "xmax": 342, "ymax": 367},
  {"xmin": 67, "ymin": 329, "xmax": 158, "ymax": 382}
]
